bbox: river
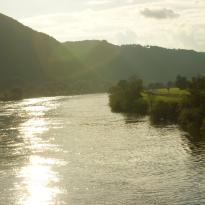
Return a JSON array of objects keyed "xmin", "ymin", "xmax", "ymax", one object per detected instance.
[{"xmin": 0, "ymin": 94, "xmax": 205, "ymax": 205}]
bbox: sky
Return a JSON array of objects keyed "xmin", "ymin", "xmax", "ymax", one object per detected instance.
[{"xmin": 1, "ymin": 0, "xmax": 205, "ymax": 51}]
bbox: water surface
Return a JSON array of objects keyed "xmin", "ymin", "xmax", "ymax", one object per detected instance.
[{"xmin": 0, "ymin": 94, "xmax": 205, "ymax": 205}]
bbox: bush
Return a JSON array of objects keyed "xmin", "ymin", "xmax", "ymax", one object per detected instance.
[
  {"xmin": 178, "ymin": 108, "xmax": 203, "ymax": 134},
  {"xmin": 132, "ymin": 98, "xmax": 149, "ymax": 115},
  {"xmin": 109, "ymin": 91, "xmax": 127, "ymax": 112},
  {"xmin": 109, "ymin": 77, "xmax": 146, "ymax": 115},
  {"xmin": 150, "ymin": 100, "xmax": 179, "ymax": 123}
]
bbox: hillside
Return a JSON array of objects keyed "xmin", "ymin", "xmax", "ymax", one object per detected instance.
[
  {"xmin": 65, "ymin": 41, "xmax": 205, "ymax": 84},
  {"xmin": 0, "ymin": 13, "xmax": 89, "ymax": 97},
  {"xmin": 0, "ymin": 12, "xmax": 205, "ymax": 99}
]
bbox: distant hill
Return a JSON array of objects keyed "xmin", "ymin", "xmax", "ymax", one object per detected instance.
[
  {"xmin": 0, "ymin": 13, "xmax": 205, "ymax": 99},
  {"xmin": 65, "ymin": 40, "xmax": 205, "ymax": 84}
]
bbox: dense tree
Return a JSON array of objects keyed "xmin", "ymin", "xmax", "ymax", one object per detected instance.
[
  {"xmin": 109, "ymin": 77, "xmax": 148, "ymax": 114},
  {"xmin": 177, "ymin": 76, "xmax": 205, "ymax": 135}
]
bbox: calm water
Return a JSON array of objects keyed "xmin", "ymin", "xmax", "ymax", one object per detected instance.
[{"xmin": 0, "ymin": 94, "xmax": 205, "ymax": 205}]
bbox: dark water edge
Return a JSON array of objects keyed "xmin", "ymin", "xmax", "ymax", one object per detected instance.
[{"xmin": 0, "ymin": 94, "xmax": 205, "ymax": 205}]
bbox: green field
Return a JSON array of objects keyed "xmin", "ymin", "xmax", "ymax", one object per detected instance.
[
  {"xmin": 156, "ymin": 88, "xmax": 189, "ymax": 95},
  {"xmin": 143, "ymin": 88, "xmax": 189, "ymax": 103}
]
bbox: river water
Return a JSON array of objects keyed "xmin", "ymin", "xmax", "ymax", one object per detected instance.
[{"xmin": 0, "ymin": 94, "xmax": 205, "ymax": 205}]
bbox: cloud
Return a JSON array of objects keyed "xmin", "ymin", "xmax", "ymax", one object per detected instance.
[{"xmin": 141, "ymin": 8, "xmax": 179, "ymax": 19}]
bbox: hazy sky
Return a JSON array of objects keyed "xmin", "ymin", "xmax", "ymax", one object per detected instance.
[{"xmin": 1, "ymin": 0, "xmax": 205, "ymax": 51}]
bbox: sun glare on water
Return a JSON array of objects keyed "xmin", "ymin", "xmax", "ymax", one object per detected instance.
[
  {"xmin": 19, "ymin": 156, "xmax": 60, "ymax": 205},
  {"xmin": 15, "ymin": 98, "xmax": 65, "ymax": 205}
]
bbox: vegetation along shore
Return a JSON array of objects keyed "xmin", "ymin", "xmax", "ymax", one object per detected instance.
[{"xmin": 109, "ymin": 75, "xmax": 205, "ymax": 137}]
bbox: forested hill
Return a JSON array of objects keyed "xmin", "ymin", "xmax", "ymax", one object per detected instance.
[
  {"xmin": 0, "ymin": 13, "xmax": 88, "ymax": 96},
  {"xmin": 0, "ymin": 12, "xmax": 205, "ymax": 99},
  {"xmin": 65, "ymin": 40, "xmax": 205, "ymax": 83}
]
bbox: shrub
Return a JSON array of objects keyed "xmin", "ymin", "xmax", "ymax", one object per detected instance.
[
  {"xmin": 109, "ymin": 77, "xmax": 146, "ymax": 114},
  {"xmin": 132, "ymin": 98, "xmax": 149, "ymax": 115},
  {"xmin": 178, "ymin": 108, "xmax": 203, "ymax": 134},
  {"xmin": 150, "ymin": 100, "xmax": 179, "ymax": 123}
]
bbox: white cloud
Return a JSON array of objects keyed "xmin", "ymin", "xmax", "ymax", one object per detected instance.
[{"xmin": 19, "ymin": 0, "xmax": 205, "ymax": 52}]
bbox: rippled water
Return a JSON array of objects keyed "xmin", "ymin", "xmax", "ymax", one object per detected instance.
[{"xmin": 0, "ymin": 94, "xmax": 205, "ymax": 205}]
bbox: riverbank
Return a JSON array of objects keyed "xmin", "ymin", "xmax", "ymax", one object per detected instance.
[{"xmin": 109, "ymin": 77, "xmax": 205, "ymax": 137}]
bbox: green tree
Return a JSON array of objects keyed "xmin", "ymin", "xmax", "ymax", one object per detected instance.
[{"xmin": 109, "ymin": 77, "xmax": 148, "ymax": 114}]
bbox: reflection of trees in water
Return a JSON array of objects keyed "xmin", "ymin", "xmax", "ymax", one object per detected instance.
[
  {"xmin": 123, "ymin": 113, "xmax": 146, "ymax": 124},
  {"xmin": 181, "ymin": 133, "xmax": 205, "ymax": 157},
  {"xmin": 123, "ymin": 114, "xmax": 205, "ymax": 159}
]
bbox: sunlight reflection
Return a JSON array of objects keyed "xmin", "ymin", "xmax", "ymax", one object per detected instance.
[
  {"xmin": 21, "ymin": 98, "xmax": 54, "ymax": 106},
  {"xmin": 20, "ymin": 156, "xmax": 60, "ymax": 205},
  {"xmin": 17, "ymin": 98, "xmax": 63, "ymax": 205},
  {"xmin": 20, "ymin": 118, "xmax": 48, "ymax": 138}
]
